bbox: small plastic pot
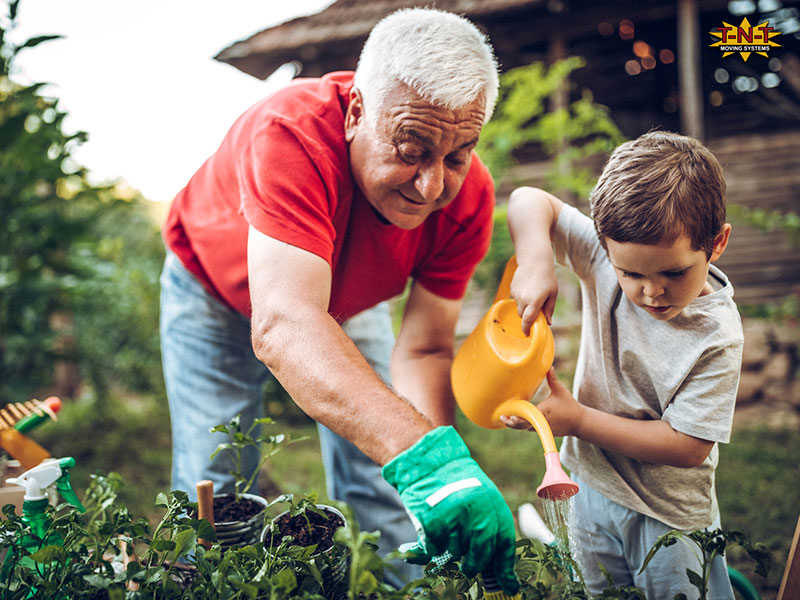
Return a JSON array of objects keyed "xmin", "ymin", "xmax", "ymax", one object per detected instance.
[{"xmin": 212, "ymin": 493, "xmax": 268, "ymax": 549}]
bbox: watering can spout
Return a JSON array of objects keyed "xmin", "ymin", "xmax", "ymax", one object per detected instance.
[
  {"xmin": 537, "ymin": 452, "xmax": 580, "ymax": 500},
  {"xmin": 451, "ymin": 256, "xmax": 578, "ymax": 500}
]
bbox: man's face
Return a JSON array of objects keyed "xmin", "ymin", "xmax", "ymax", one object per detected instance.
[
  {"xmin": 605, "ymin": 228, "xmax": 728, "ymax": 321},
  {"xmin": 345, "ymin": 81, "xmax": 485, "ymax": 229}
]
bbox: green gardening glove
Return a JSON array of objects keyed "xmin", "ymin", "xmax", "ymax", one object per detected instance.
[{"xmin": 382, "ymin": 426, "xmax": 520, "ymax": 595}]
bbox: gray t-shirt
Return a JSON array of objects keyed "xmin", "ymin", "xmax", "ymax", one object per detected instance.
[{"xmin": 554, "ymin": 205, "xmax": 743, "ymax": 530}]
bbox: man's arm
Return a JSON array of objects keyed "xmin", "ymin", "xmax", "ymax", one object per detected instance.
[
  {"xmin": 390, "ymin": 282, "xmax": 462, "ymax": 427},
  {"xmin": 247, "ymin": 226, "xmax": 432, "ymax": 465}
]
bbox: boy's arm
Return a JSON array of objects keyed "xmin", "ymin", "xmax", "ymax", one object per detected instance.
[
  {"xmin": 504, "ymin": 369, "xmax": 715, "ymax": 468},
  {"xmin": 507, "ymin": 187, "xmax": 563, "ymax": 333}
]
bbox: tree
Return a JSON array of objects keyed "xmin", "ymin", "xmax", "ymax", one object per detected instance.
[{"xmin": 0, "ymin": 0, "xmax": 164, "ymax": 405}]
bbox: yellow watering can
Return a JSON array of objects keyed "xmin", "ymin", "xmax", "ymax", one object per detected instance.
[{"xmin": 451, "ymin": 256, "xmax": 578, "ymax": 500}]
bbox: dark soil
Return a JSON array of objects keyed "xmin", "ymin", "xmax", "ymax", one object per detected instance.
[
  {"xmin": 207, "ymin": 495, "xmax": 264, "ymax": 522},
  {"xmin": 272, "ymin": 508, "xmax": 345, "ymax": 552}
]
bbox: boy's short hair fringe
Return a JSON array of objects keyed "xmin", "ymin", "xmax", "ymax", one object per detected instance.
[{"xmin": 590, "ymin": 131, "xmax": 727, "ymax": 258}]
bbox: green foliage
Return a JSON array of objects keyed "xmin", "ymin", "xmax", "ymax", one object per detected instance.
[
  {"xmin": 640, "ymin": 528, "xmax": 771, "ymax": 600},
  {"xmin": 471, "ymin": 205, "xmax": 514, "ymax": 294},
  {"xmin": 0, "ymin": 2, "xmax": 92, "ymax": 402},
  {"xmin": 0, "ymin": 417, "xmax": 775, "ymax": 599},
  {"xmin": 68, "ymin": 195, "xmax": 165, "ymax": 402},
  {"xmin": 477, "ymin": 57, "xmax": 625, "ymax": 199},
  {"xmin": 729, "ymin": 203, "xmax": 800, "ymax": 245},
  {"xmin": 0, "ymin": 1, "xmax": 166, "ymax": 405},
  {"xmin": 472, "ymin": 58, "xmax": 624, "ymax": 298},
  {"xmin": 211, "ymin": 415, "xmax": 307, "ymax": 503}
]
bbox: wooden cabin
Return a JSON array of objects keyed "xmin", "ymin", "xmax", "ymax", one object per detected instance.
[{"xmin": 216, "ymin": 0, "xmax": 800, "ymax": 306}]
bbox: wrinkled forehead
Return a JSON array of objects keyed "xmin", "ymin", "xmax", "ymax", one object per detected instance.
[{"xmin": 371, "ymin": 82, "xmax": 485, "ymax": 146}]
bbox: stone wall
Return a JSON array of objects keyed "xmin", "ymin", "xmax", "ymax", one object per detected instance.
[{"xmin": 734, "ymin": 318, "xmax": 800, "ymax": 429}]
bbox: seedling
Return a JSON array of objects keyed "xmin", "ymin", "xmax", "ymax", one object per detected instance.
[{"xmin": 210, "ymin": 415, "xmax": 305, "ymax": 503}]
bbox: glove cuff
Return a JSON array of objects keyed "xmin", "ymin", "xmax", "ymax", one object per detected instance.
[{"xmin": 382, "ymin": 426, "xmax": 470, "ymax": 492}]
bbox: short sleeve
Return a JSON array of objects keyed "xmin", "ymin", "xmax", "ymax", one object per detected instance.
[
  {"xmin": 553, "ymin": 204, "xmax": 604, "ymax": 281},
  {"xmin": 239, "ymin": 117, "xmax": 346, "ymax": 265},
  {"xmin": 662, "ymin": 342, "xmax": 742, "ymax": 443}
]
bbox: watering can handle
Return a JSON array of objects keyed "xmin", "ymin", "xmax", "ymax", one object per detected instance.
[{"xmin": 493, "ymin": 256, "xmax": 519, "ymax": 304}]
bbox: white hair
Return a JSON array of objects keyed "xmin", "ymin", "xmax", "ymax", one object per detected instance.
[{"xmin": 353, "ymin": 8, "xmax": 500, "ymax": 124}]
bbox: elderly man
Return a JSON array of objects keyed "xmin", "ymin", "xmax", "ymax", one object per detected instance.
[{"xmin": 160, "ymin": 7, "xmax": 518, "ymax": 592}]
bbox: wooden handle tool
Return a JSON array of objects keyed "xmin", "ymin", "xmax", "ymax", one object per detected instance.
[{"xmin": 196, "ymin": 479, "xmax": 215, "ymax": 549}]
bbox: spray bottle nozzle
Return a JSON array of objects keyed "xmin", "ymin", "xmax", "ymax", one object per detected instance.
[{"xmin": 6, "ymin": 457, "xmax": 85, "ymax": 513}]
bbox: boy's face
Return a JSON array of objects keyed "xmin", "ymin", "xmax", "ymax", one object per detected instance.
[{"xmin": 605, "ymin": 226, "xmax": 730, "ymax": 321}]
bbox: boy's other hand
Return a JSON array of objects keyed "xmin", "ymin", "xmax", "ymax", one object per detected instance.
[
  {"xmin": 510, "ymin": 260, "xmax": 558, "ymax": 335},
  {"xmin": 501, "ymin": 368, "xmax": 586, "ymax": 437},
  {"xmin": 537, "ymin": 368, "xmax": 585, "ymax": 437}
]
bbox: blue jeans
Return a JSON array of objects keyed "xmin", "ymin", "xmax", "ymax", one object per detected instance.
[
  {"xmin": 570, "ymin": 474, "xmax": 734, "ymax": 599},
  {"xmin": 159, "ymin": 251, "xmax": 420, "ymax": 586}
]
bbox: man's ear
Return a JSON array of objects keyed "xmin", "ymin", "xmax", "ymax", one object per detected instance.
[
  {"xmin": 344, "ymin": 88, "xmax": 364, "ymax": 142},
  {"xmin": 709, "ymin": 223, "xmax": 732, "ymax": 263}
]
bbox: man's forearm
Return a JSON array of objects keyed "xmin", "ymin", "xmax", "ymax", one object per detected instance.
[
  {"xmin": 252, "ymin": 303, "xmax": 433, "ymax": 465},
  {"xmin": 390, "ymin": 348, "xmax": 456, "ymax": 427}
]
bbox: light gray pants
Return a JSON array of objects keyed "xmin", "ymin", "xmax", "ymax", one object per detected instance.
[{"xmin": 570, "ymin": 474, "xmax": 734, "ymax": 599}]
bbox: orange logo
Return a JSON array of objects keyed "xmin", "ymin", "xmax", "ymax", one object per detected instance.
[{"xmin": 709, "ymin": 16, "xmax": 782, "ymax": 62}]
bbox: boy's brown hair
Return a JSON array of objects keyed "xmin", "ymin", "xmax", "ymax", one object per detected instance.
[{"xmin": 590, "ymin": 131, "xmax": 727, "ymax": 258}]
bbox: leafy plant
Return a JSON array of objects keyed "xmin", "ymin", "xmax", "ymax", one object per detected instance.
[
  {"xmin": 1, "ymin": 0, "xmax": 166, "ymax": 407},
  {"xmin": 267, "ymin": 492, "xmax": 334, "ymax": 539},
  {"xmin": 640, "ymin": 528, "xmax": 771, "ymax": 600},
  {"xmin": 210, "ymin": 415, "xmax": 306, "ymax": 503},
  {"xmin": 471, "ymin": 58, "xmax": 624, "ymax": 299},
  {"xmin": 0, "ymin": 462, "xmax": 773, "ymax": 599},
  {"xmin": 477, "ymin": 57, "xmax": 625, "ymax": 199}
]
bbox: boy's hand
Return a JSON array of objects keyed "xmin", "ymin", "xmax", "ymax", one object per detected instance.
[
  {"xmin": 500, "ymin": 369, "xmax": 585, "ymax": 437},
  {"xmin": 537, "ymin": 368, "xmax": 585, "ymax": 436},
  {"xmin": 510, "ymin": 260, "xmax": 558, "ymax": 335}
]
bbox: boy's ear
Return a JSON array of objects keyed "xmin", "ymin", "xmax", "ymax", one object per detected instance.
[{"xmin": 709, "ymin": 223, "xmax": 732, "ymax": 263}]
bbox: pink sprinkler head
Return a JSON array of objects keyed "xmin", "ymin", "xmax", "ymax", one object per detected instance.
[{"xmin": 536, "ymin": 452, "xmax": 579, "ymax": 500}]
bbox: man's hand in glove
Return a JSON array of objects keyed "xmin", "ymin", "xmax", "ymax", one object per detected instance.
[{"xmin": 382, "ymin": 426, "xmax": 519, "ymax": 595}]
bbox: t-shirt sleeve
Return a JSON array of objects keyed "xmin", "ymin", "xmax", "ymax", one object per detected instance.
[
  {"xmin": 553, "ymin": 204, "xmax": 604, "ymax": 281},
  {"xmin": 414, "ymin": 164, "xmax": 495, "ymax": 299},
  {"xmin": 662, "ymin": 341, "xmax": 742, "ymax": 443},
  {"xmin": 238, "ymin": 117, "xmax": 338, "ymax": 265}
]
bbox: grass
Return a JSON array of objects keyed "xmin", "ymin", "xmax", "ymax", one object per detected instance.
[{"xmin": 16, "ymin": 390, "xmax": 799, "ymax": 600}]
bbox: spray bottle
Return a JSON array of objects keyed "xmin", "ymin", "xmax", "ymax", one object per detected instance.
[{"xmin": 0, "ymin": 457, "xmax": 85, "ymax": 581}]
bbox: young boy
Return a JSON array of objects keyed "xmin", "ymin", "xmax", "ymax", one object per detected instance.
[{"xmin": 503, "ymin": 131, "xmax": 742, "ymax": 598}]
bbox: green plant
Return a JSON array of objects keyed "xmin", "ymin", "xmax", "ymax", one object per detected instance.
[
  {"xmin": 729, "ymin": 204, "xmax": 800, "ymax": 244},
  {"xmin": 1, "ymin": 0, "xmax": 167, "ymax": 407},
  {"xmin": 640, "ymin": 528, "xmax": 771, "ymax": 600},
  {"xmin": 210, "ymin": 415, "xmax": 306, "ymax": 503},
  {"xmin": 268, "ymin": 492, "xmax": 333, "ymax": 537},
  {"xmin": 471, "ymin": 58, "xmax": 623, "ymax": 301},
  {"xmin": 477, "ymin": 57, "xmax": 625, "ymax": 198},
  {"xmin": 0, "ymin": 458, "xmax": 774, "ymax": 599}
]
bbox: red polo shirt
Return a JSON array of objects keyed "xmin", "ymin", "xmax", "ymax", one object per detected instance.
[{"xmin": 164, "ymin": 72, "xmax": 494, "ymax": 321}]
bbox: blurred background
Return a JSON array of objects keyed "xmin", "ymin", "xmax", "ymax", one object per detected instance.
[{"xmin": 1, "ymin": 0, "xmax": 798, "ymax": 597}]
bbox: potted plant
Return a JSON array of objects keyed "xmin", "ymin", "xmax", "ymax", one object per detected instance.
[
  {"xmin": 204, "ymin": 415, "xmax": 304, "ymax": 548},
  {"xmin": 0, "ymin": 461, "xmax": 773, "ymax": 599},
  {"xmin": 262, "ymin": 492, "xmax": 350, "ymax": 598}
]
